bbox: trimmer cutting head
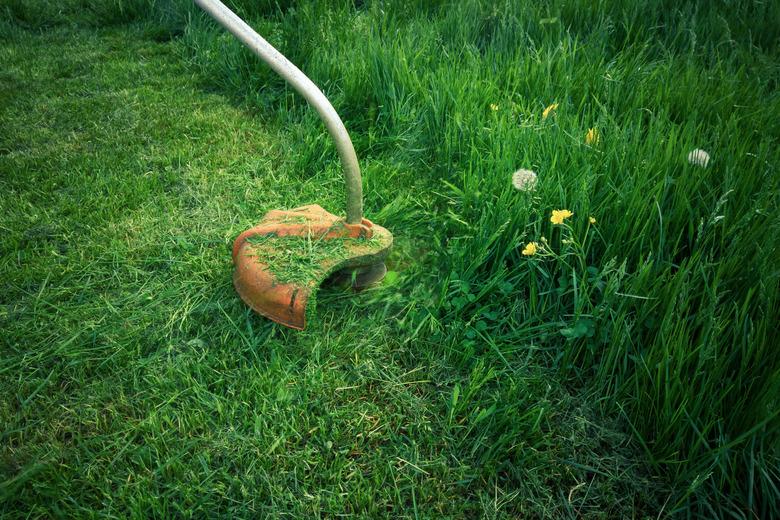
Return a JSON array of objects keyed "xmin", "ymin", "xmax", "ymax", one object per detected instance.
[
  {"xmin": 195, "ymin": 1, "xmax": 393, "ymax": 329},
  {"xmin": 232, "ymin": 205, "xmax": 392, "ymax": 329}
]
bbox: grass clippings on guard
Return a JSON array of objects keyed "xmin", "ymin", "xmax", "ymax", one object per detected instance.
[{"xmin": 245, "ymin": 233, "xmax": 382, "ymax": 286}]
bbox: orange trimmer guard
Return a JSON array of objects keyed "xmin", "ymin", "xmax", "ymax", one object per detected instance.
[{"xmin": 232, "ymin": 204, "xmax": 392, "ymax": 330}]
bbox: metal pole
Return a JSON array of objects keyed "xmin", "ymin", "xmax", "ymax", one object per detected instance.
[{"xmin": 194, "ymin": 0, "xmax": 363, "ymax": 224}]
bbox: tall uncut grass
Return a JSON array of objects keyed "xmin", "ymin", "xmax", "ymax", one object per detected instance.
[{"xmin": 4, "ymin": 0, "xmax": 779, "ymax": 516}]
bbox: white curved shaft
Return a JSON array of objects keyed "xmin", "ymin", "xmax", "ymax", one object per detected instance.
[{"xmin": 194, "ymin": 0, "xmax": 363, "ymax": 224}]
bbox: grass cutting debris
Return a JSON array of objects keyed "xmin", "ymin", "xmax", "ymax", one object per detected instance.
[
  {"xmin": 247, "ymin": 233, "xmax": 351, "ymax": 286},
  {"xmin": 245, "ymin": 233, "xmax": 385, "ymax": 286},
  {"xmin": 1, "ymin": 0, "xmax": 779, "ymax": 518}
]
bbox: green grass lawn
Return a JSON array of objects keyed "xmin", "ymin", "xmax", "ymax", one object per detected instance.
[{"xmin": 1, "ymin": 1, "xmax": 779, "ymax": 518}]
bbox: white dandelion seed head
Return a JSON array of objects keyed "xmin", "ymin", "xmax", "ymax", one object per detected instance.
[
  {"xmin": 688, "ymin": 149, "xmax": 711, "ymax": 167},
  {"xmin": 512, "ymin": 168, "xmax": 538, "ymax": 191}
]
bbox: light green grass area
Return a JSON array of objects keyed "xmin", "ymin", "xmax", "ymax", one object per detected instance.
[{"xmin": 1, "ymin": 1, "xmax": 779, "ymax": 518}]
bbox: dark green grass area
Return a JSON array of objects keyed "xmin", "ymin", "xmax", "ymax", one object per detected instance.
[{"xmin": 2, "ymin": 0, "xmax": 780, "ymax": 517}]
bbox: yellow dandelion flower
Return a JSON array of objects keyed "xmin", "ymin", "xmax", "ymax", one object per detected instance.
[
  {"xmin": 550, "ymin": 209, "xmax": 573, "ymax": 225},
  {"xmin": 522, "ymin": 242, "xmax": 538, "ymax": 256},
  {"xmin": 589, "ymin": 216, "xmax": 596, "ymax": 224},
  {"xmin": 542, "ymin": 102, "xmax": 559, "ymax": 120},
  {"xmin": 585, "ymin": 127, "xmax": 600, "ymax": 145},
  {"xmin": 490, "ymin": 103, "xmax": 499, "ymax": 111}
]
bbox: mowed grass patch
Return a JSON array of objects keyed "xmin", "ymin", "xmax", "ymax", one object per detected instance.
[{"xmin": 0, "ymin": 23, "xmax": 659, "ymax": 517}]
